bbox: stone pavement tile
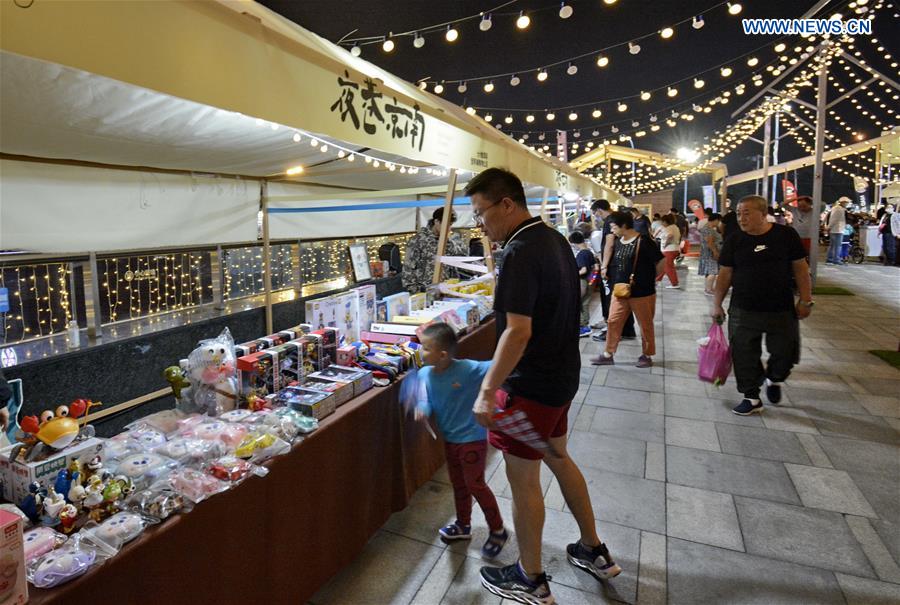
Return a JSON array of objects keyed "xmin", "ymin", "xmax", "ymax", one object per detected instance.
[
  {"xmin": 664, "ymin": 376, "xmax": 701, "ymax": 395},
  {"xmin": 801, "ymin": 336, "xmax": 834, "ymax": 349},
  {"xmin": 637, "ymin": 531, "xmax": 666, "ymax": 605},
  {"xmin": 605, "ymin": 369, "xmax": 664, "ymax": 393},
  {"xmin": 784, "ymin": 388, "xmax": 870, "ymax": 415},
  {"xmin": 715, "ymin": 423, "xmax": 811, "ymax": 464},
  {"xmin": 580, "ymin": 365, "xmax": 596, "ymax": 385},
  {"xmin": 887, "ymin": 417, "xmax": 900, "ymax": 431},
  {"xmin": 580, "ymin": 466, "xmax": 665, "ymax": 533},
  {"xmin": 542, "ymin": 514, "xmax": 640, "ymax": 604},
  {"xmin": 871, "ymin": 519, "xmax": 900, "ymax": 567},
  {"xmin": 815, "ymin": 435, "xmax": 900, "ymax": 474},
  {"xmin": 573, "ymin": 405, "xmax": 596, "ymax": 432},
  {"xmin": 573, "ymin": 383, "xmax": 589, "ymax": 405},
  {"xmin": 566, "ymin": 430, "xmax": 646, "ymax": 477},
  {"xmin": 590, "ymin": 367, "xmax": 610, "ymax": 386},
  {"xmin": 410, "ymin": 549, "xmax": 467, "ymax": 605},
  {"xmin": 760, "ymin": 407, "xmax": 820, "ymax": 434},
  {"xmin": 665, "ymin": 417, "xmax": 721, "ymax": 452},
  {"xmin": 830, "ymin": 363, "xmax": 900, "ymax": 380},
  {"xmin": 839, "ymin": 375, "xmax": 871, "ymax": 395},
  {"xmin": 848, "ymin": 470, "xmax": 900, "ymax": 525},
  {"xmin": 807, "ymin": 410, "xmax": 899, "ymax": 444},
  {"xmin": 854, "ymin": 394, "xmax": 900, "ymax": 418},
  {"xmin": 665, "ymin": 394, "xmax": 765, "ymax": 428},
  {"xmin": 583, "ymin": 386, "xmax": 651, "ymax": 412},
  {"xmin": 590, "ymin": 407, "xmax": 664, "ymax": 443},
  {"xmin": 440, "ymin": 556, "xmax": 502, "ymax": 605},
  {"xmin": 645, "ymin": 442, "xmax": 666, "ymax": 481},
  {"xmin": 666, "ymin": 446, "xmax": 800, "ymax": 504},
  {"xmin": 649, "ymin": 392, "xmax": 664, "ymax": 415},
  {"xmin": 830, "ymin": 337, "xmax": 894, "ymax": 351},
  {"xmin": 734, "ymin": 496, "xmax": 875, "ymax": 578},
  {"xmin": 312, "ymin": 531, "xmax": 444, "ymax": 605},
  {"xmin": 567, "ymin": 404, "xmax": 582, "ymax": 435},
  {"xmin": 667, "ymin": 537, "xmax": 844, "ymax": 605},
  {"xmin": 383, "ymin": 481, "xmax": 458, "ymax": 547},
  {"xmin": 857, "ymin": 376, "xmax": 900, "ymax": 398},
  {"xmin": 796, "ymin": 433, "xmax": 834, "ymax": 468},
  {"xmin": 836, "ymin": 573, "xmax": 900, "ymax": 605},
  {"xmin": 784, "ymin": 464, "xmax": 877, "ymax": 517},
  {"xmin": 544, "ymin": 477, "xmax": 566, "ymax": 511},
  {"xmin": 785, "ymin": 371, "xmax": 854, "ymax": 392},
  {"xmin": 658, "ymin": 361, "xmax": 698, "ymax": 379},
  {"xmin": 666, "ymin": 484, "xmax": 744, "ymax": 551},
  {"xmin": 844, "ymin": 515, "xmax": 900, "ymax": 584}
]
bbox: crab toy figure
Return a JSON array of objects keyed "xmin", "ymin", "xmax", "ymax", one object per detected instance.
[{"xmin": 10, "ymin": 399, "xmax": 101, "ymax": 463}]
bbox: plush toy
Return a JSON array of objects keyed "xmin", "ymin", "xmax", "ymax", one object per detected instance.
[{"xmin": 187, "ymin": 329, "xmax": 239, "ymax": 416}]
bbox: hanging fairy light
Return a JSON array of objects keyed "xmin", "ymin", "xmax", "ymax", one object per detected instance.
[
  {"xmin": 559, "ymin": 2, "xmax": 573, "ymax": 19},
  {"xmin": 446, "ymin": 26, "xmax": 459, "ymax": 42},
  {"xmin": 546, "ymin": 111, "xmax": 556, "ymax": 121},
  {"xmin": 484, "ymin": 81, "xmax": 495, "ymax": 93},
  {"xmin": 640, "ymin": 91, "xmax": 651, "ymax": 101},
  {"xmin": 382, "ymin": 36, "xmax": 395, "ymax": 53},
  {"xmin": 694, "ymin": 78, "xmax": 705, "ymax": 88},
  {"xmin": 727, "ymin": 2, "xmax": 742, "ymax": 15},
  {"xmin": 510, "ymin": 74, "xmax": 521, "ymax": 86},
  {"xmin": 661, "ymin": 26, "xmax": 674, "ymax": 39},
  {"xmin": 413, "ymin": 33, "xmax": 425, "ymax": 48},
  {"xmin": 516, "ymin": 11, "xmax": 531, "ymax": 29},
  {"xmin": 618, "ymin": 102, "xmax": 628, "ymax": 112},
  {"xmin": 592, "ymin": 108, "xmax": 602, "ymax": 118},
  {"xmin": 457, "ymin": 82, "xmax": 467, "ymax": 93},
  {"xmin": 596, "ymin": 54, "xmax": 609, "ymax": 67},
  {"xmin": 692, "ymin": 15, "xmax": 705, "ymax": 29},
  {"xmin": 721, "ymin": 66, "xmax": 733, "ymax": 77},
  {"xmin": 629, "ymin": 42, "xmax": 641, "ymax": 55},
  {"xmin": 566, "ymin": 63, "xmax": 578, "ymax": 75},
  {"xmin": 480, "ymin": 13, "xmax": 493, "ymax": 31},
  {"xmin": 568, "ymin": 111, "xmax": 578, "ymax": 121},
  {"xmin": 667, "ymin": 86, "xmax": 678, "ymax": 97},
  {"xmin": 350, "ymin": 44, "xmax": 361, "ymax": 57},
  {"xmin": 537, "ymin": 69, "xmax": 549, "ymax": 82},
  {"xmin": 747, "ymin": 56, "xmax": 759, "ymax": 66},
  {"xmin": 433, "ymin": 82, "xmax": 444, "ymax": 94}
]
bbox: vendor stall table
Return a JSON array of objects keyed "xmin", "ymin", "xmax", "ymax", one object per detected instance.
[{"xmin": 31, "ymin": 320, "xmax": 497, "ymax": 604}]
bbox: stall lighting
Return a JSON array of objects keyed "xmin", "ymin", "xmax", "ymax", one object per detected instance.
[{"xmin": 286, "ymin": 165, "xmax": 304, "ymax": 176}]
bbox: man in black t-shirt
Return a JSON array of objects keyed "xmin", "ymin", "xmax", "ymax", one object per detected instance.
[
  {"xmin": 468, "ymin": 169, "xmax": 621, "ymax": 604},
  {"xmin": 712, "ymin": 195, "xmax": 814, "ymax": 416}
]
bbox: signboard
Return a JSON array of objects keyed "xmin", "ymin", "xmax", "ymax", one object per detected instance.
[
  {"xmin": 782, "ymin": 179, "xmax": 797, "ymax": 204},
  {"xmin": 0, "ymin": 287, "xmax": 8, "ymax": 313}
]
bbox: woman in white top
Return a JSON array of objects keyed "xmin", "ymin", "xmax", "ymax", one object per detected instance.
[{"xmin": 657, "ymin": 214, "xmax": 681, "ymax": 288}]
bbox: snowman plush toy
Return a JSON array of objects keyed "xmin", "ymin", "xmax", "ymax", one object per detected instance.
[{"xmin": 186, "ymin": 328, "xmax": 239, "ymax": 416}]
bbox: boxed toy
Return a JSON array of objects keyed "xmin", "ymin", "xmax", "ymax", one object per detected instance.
[
  {"xmin": 425, "ymin": 284, "xmax": 441, "ymax": 307},
  {"xmin": 336, "ymin": 345, "xmax": 357, "ymax": 367},
  {"xmin": 312, "ymin": 328, "xmax": 339, "ymax": 369},
  {"xmin": 360, "ymin": 331, "xmax": 410, "ymax": 345},
  {"xmin": 0, "ymin": 509, "xmax": 26, "ymax": 605},
  {"xmin": 276, "ymin": 386, "xmax": 336, "ymax": 420},
  {"xmin": 236, "ymin": 348, "xmax": 281, "ymax": 397},
  {"xmin": 0, "ymin": 437, "xmax": 104, "ymax": 504},
  {"xmin": 298, "ymin": 334, "xmax": 323, "ymax": 375},
  {"xmin": 375, "ymin": 300, "xmax": 388, "ymax": 323},
  {"xmin": 383, "ymin": 292, "xmax": 410, "ymax": 321},
  {"xmin": 352, "ymin": 284, "xmax": 377, "ymax": 334},
  {"xmin": 370, "ymin": 322, "xmax": 419, "ymax": 337},
  {"xmin": 310, "ymin": 365, "xmax": 374, "ymax": 397},
  {"xmin": 306, "ymin": 297, "xmax": 337, "ymax": 331},
  {"xmin": 269, "ymin": 340, "xmax": 304, "ymax": 387},
  {"xmin": 333, "ymin": 292, "xmax": 359, "ymax": 343},
  {"xmin": 410, "ymin": 293, "xmax": 427, "ymax": 312},
  {"xmin": 298, "ymin": 376, "xmax": 353, "ymax": 407}
]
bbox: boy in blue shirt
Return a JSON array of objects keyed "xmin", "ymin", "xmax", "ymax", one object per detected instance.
[{"xmin": 416, "ymin": 323, "xmax": 508, "ymax": 558}]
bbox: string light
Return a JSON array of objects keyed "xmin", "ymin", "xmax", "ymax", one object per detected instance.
[
  {"xmin": 480, "ymin": 14, "xmax": 492, "ymax": 31},
  {"xmin": 516, "ymin": 11, "xmax": 531, "ymax": 30},
  {"xmin": 727, "ymin": 3, "xmax": 742, "ymax": 16},
  {"xmin": 413, "ymin": 33, "xmax": 425, "ymax": 48},
  {"xmin": 661, "ymin": 27, "xmax": 674, "ymax": 39},
  {"xmin": 445, "ymin": 26, "xmax": 458, "ymax": 42},
  {"xmin": 484, "ymin": 81, "xmax": 495, "ymax": 93},
  {"xmin": 537, "ymin": 69, "xmax": 548, "ymax": 82},
  {"xmin": 692, "ymin": 15, "xmax": 705, "ymax": 29},
  {"xmin": 382, "ymin": 36, "xmax": 395, "ymax": 53},
  {"xmin": 596, "ymin": 55, "xmax": 609, "ymax": 68}
]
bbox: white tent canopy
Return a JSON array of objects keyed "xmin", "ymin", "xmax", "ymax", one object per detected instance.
[{"xmin": 0, "ymin": 0, "xmax": 622, "ymax": 253}]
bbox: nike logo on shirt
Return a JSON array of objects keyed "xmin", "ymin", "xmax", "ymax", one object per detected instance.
[{"xmin": 754, "ymin": 245, "xmax": 767, "ymax": 252}]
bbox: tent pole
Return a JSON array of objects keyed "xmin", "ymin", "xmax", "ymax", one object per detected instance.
[
  {"xmin": 432, "ymin": 169, "xmax": 458, "ymax": 285},
  {"xmin": 761, "ymin": 116, "xmax": 772, "ymax": 202},
  {"xmin": 810, "ymin": 52, "xmax": 829, "ymax": 286},
  {"xmin": 261, "ymin": 179, "xmax": 273, "ymax": 334}
]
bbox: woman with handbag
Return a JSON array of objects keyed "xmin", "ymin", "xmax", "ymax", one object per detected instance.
[{"xmin": 592, "ymin": 211, "xmax": 665, "ymax": 368}]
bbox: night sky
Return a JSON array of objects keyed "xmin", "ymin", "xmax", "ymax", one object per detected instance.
[{"xmin": 261, "ymin": 0, "xmax": 898, "ymax": 203}]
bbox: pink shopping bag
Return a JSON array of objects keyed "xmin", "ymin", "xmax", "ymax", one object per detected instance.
[{"xmin": 698, "ymin": 323, "xmax": 732, "ymax": 386}]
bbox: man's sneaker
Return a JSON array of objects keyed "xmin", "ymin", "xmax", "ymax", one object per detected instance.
[
  {"xmin": 590, "ymin": 353, "xmax": 614, "ymax": 366},
  {"xmin": 592, "ymin": 329, "xmax": 608, "ymax": 342},
  {"xmin": 438, "ymin": 522, "xmax": 471, "ymax": 541},
  {"xmin": 579, "ymin": 326, "xmax": 592, "ymax": 338},
  {"xmin": 765, "ymin": 379, "xmax": 783, "ymax": 404},
  {"xmin": 732, "ymin": 399, "xmax": 763, "ymax": 416},
  {"xmin": 566, "ymin": 541, "xmax": 622, "ymax": 582},
  {"xmin": 590, "ymin": 321, "xmax": 606, "ymax": 329},
  {"xmin": 480, "ymin": 563, "xmax": 554, "ymax": 605},
  {"xmin": 636, "ymin": 355, "xmax": 653, "ymax": 368},
  {"xmin": 664, "ymin": 284, "xmax": 681, "ymax": 289}
]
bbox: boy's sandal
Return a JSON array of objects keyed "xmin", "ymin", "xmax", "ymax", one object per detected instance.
[
  {"xmin": 481, "ymin": 529, "xmax": 509, "ymax": 558},
  {"xmin": 439, "ymin": 522, "xmax": 472, "ymax": 541}
]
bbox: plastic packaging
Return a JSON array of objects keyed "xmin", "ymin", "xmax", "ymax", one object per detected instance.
[
  {"xmin": 27, "ymin": 533, "xmax": 117, "ymax": 589},
  {"xmin": 167, "ymin": 468, "xmax": 229, "ymax": 504},
  {"xmin": 153, "ymin": 437, "xmax": 227, "ymax": 465},
  {"xmin": 110, "ymin": 452, "xmax": 180, "ymax": 488},
  {"xmin": 178, "ymin": 418, "xmax": 248, "ymax": 449},
  {"xmin": 233, "ymin": 431, "xmax": 290, "ymax": 463},
  {"xmin": 126, "ymin": 409, "xmax": 187, "ymax": 434},
  {"xmin": 206, "ymin": 455, "xmax": 268, "ymax": 484},
  {"xmin": 128, "ymin": 486, "xmax": 188, "ymax": 521},
  {"xmin": 82, "ymin": 511, "xmax": 149, "ymax": 547},
  {"xmin": 185, "ymin": 328, "xmax": 239, "ymax": 416},
  {"xmin": 23, "ymin": 527, "xmax": 67, "ymax": 563},
  {"xmin": 698, "ymin": 323, "xmax": 732, "ymax": 386}
]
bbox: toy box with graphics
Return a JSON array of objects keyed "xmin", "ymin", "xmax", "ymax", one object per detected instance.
[
  {"xmin": 268, "ymin": 340, "xmax": 304, "ymax": 388},
  {"xmin": 309, "ymin": 365, "xmax": 374, "ymax": 398},
  {"xmin": 333, "ymin": 292, "xmax": 359, "ymax": 343},
  {"xmin": 383, "ymin": 292, "xmax": 411, "ymax": 321},
  {"xmin": 312, "ymin": 328, "xmax": 339, "ymax": 370},
  {"xmin": 305, "ymin": 297, "xmax": 338, "ymax": 332},
  {"xmin": 0, "ymin": 509, "xmax": 26, "ymax": 604},
  {"xmin": 0, "ymin": 438, "xmax": 104, "ymax": 504},
  {"xmin": 236, "ymin": 348, "xmax": 282, "ymax": 398},
  {"xmin": 352, "ymin": 284, "xmax": 377, "ymax": 334},
  {"xmin": 297, "ymin": 376, "xmax": 353, "ymax": 408},
  {"xmin": 275, "ymin": 386, "xmax": 336, "ymax": 420},
  {"xmin": 297, "ymin": 334, "xmax": 323, "ymax": 376}
]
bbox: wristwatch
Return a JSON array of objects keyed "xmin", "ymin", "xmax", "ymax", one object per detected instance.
[{"xmin": 798, "ymin": 300, "xmax": 815, "ymax": 308}]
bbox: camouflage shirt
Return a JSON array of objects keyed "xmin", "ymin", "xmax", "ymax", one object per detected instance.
[{"xmin": 402, "ymin": 227, "xmax": 468, "ymax": 293}]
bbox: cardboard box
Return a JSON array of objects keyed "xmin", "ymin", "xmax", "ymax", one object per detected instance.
[
  {"xmin": 410, "ymin": 293, "xmax": 427, "ymax": 312},
  {"xmin": 306, "ymin": 297, "xmax": 337, "ymax": 331},
  {"xmin": 297, "ymin": 334, "xmax": 323, "ymax": 375},
  {"xmin": 370, "ymin": 322, "xmax": 419, "ymax": 337},
  {"xmin": 276, "ymin": 387, "xmax": 336, "ymax": 420},
  {"xmin": 312, "ymin": 328, "xmax": 339, "ymax": 370},
  {"xmin": 359, "ymin": 331, "xmax": 410, "ymax": 345},
  {"xmin": 352, "ymin": 285, "xmax": 377, "ymax": 335},
  {"xmin": 311, "ymin": 365, "xmax": 374, "ymax": 397},
  {"xmin": 236, "ymin": 348, "xmax": 281, "ymax": 396},
  {"xmin": 298, "ymin": 376, "xmax": 354, "ymax": 407},
  {"xmin": 269, "ymin": 340, "xmax": 304, "ymax": 387},
  {"xmin": 336, "ymin": 345, "xmax": 357, "ymax": 367},
  {"xmin": 383, "ymin": 292, "xmax": 410, "ymax": 321},
  {"xmin": 375, "ymin": 300, "xmax": 388, "ymax": 323},
  {"xmin": 0, "ymin": 509, "xmax": 27, "ymax": 605},
  {"xmin": 0, "ymin": 437, "xmax": 104, "ymax": 504},
  {"xmin": 333, "ymin": 292, "xmax": 360, "ymax": 343}
]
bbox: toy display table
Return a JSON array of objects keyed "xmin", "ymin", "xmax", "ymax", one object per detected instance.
[{"xmin": 30, "ymin": 320, "xmax": 496, "ymax": 604}]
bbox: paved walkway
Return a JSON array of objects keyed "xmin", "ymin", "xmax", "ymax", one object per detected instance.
[{"xmin": 311, "ymin": 261, "xmax": 900, "ymax": 605}]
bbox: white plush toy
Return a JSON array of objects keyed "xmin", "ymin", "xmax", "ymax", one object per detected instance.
[{"xmin": 187, "ymin": 328, "xmax": 238, "ymax": 416}]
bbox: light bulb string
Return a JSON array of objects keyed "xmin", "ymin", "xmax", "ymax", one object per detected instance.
[
  {"xmin": 418, "ymin": 0, "xmax": 738, "ymax": 85},
  {"xmin": 342, "ymin": 0, "xmax": 520, "ymax": 44}
]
